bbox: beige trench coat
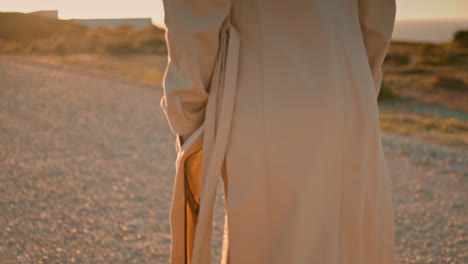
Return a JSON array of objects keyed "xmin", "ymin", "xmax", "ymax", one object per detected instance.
[{"xmin": 160, "ymin": 0, "xmax": 397, "ymax": 263}]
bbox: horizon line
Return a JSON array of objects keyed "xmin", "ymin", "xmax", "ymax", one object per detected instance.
[{"xmin": 1, "ymin": 9, "xmax": 467, "ymax": 28}]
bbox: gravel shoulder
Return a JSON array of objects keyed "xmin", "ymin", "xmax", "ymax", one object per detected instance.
[{"xmin": 0, "ymin": 57, "xmax": 466, "ymax": 263}]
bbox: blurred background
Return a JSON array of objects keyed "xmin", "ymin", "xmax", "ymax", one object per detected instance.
[{"xmin": 0, "ymin": 1, "xmax": 466, "ymax": 263}]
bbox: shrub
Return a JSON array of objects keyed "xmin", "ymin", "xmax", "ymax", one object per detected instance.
[
  {"xmin": 378, "ymin": 81, "xmax": 400, "ymax": 101},
  {"xmin": 453, "ymin": 30, "xmax": 468, "ymax": 48},
  {"xmin": 106, "ymin": 41, "xmax": 137, "ymax": 54},
  {"xmin": 421, "ymin": 50, "xmax": 467, "ymax": 66},
  {"xmin": 115, "ymin": 24, "xmax": 134, "ymax": 37},
  {"xmin": 431, "ymin": 75, "xmax": 467, "ymax": 92},
  {"xmin": 383, "ymin": 53, "xmax": 410, "ymax": 65},
  {"xmin": 422, "ymin": 44, "xmax": 437, "ymax": 57},
  {"xmin": 53, "ymin": 40, "xmax": 66, "ymax": 55},
  {"xmin": 139, "ymin": 38, "xmax": 165, "ymax": 48},
  {"xmin": 442, "ymin": 52, "xmax": 466, "ymax": 65},
  {"xmin": 138, "ymin": 38, "xmax": 167, "ymax": 53},
  {"xmin": 397, "ymin": 65, "xmax": 433, "ymax": 75}
]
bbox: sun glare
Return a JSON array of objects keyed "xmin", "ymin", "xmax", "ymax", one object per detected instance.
[{"xmin": 1, "ymin": 0, "xmax": 467, "ymax": 27}]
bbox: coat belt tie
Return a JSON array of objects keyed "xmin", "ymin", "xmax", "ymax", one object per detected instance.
[{"xmin": 189, "ymin": 19, "xmax": 240, "ymax": 264}]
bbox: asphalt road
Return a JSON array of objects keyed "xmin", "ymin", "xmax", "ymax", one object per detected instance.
[{"xmin": 0, "ymin": 57, "xmax": 466, "ymax": 263}]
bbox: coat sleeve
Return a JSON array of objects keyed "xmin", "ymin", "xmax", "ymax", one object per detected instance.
[
  {"xmin": 358, "ymin": 0, "xmax": 396, "ymax": 98},
  {"xmin": 160, "ymin": 0, "xmax": 232, "ymax": 143}
]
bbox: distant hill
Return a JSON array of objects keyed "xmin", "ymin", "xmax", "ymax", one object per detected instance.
[
  {"xmin": 29, "ymin": 10, "xmax": 59, "ymax": 19},
  {"xmin": 0, "ymin": 12, "xmax": 166, "ymax": 55},
  {"xmin": 393, "ymin": 18, "xmax": 468, "ymax": 43},
  {"xmin": 0, "ymin": 12, "xmax": 88, "ymax": 41}
]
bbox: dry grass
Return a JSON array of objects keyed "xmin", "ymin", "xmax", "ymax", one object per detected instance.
[
  {"xmin": 383, "ymin": 38, "xmax": 468, "ymax": 112},
  {"xmin": 379, "ymin": 111, "xmax": 468, "ymax": 146},
  {"xmin": 3, "ymin": 54, "xmax": 168, "ymax": 87}
]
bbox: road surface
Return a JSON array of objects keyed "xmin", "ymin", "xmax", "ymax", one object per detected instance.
[{"xmin": 0, "ymin": 57, "xmax": 465, "ymax": 263}]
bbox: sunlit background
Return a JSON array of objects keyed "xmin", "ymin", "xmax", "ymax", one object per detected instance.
[
  {"xmin": 2, "ymin": 0, "xmax": 468, "ymax": 43},
  {"xmin": 1, "ymin": 0, "xmax": 468, "ymax": 24},
  {"xmin": 0, "ymin": 1, "xmax": 467, "ymax": 263},
  {"xmin": 0, "ymin": 0, "xmax": 468, "ymax": 22}
]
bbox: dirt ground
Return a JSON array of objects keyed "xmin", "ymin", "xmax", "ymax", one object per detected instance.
[{"xmin": 0, "ymin": 57, "xmax": 466, "ymax": 263}]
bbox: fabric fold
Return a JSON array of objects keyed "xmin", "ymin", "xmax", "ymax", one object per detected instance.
[{"xmin": 170, "ymin": 14, "xmax": 240, "ymax": 264}]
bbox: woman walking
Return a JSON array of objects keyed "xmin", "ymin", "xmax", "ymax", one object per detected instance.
[{"xmin": 160, "ymin": 0, "xmax": 397, "ymax": 263}]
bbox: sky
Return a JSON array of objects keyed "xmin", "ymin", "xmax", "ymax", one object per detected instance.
[{"xmin": 1, "ymin": 0, "xmax": 468, "ymax": 27}]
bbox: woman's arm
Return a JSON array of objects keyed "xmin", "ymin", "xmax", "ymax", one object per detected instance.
[
  {"xmin": 358, "ymin": 0, "xmax": 396, "ymax": 98},
  {"xmin": 160, "ymin": 0, "xmax": 232, "ymax": 143}
]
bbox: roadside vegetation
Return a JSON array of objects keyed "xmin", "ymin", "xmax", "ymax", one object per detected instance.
[{"xmin": 1, "ymin": 12, "xmax": 466, "ymax": 145}]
